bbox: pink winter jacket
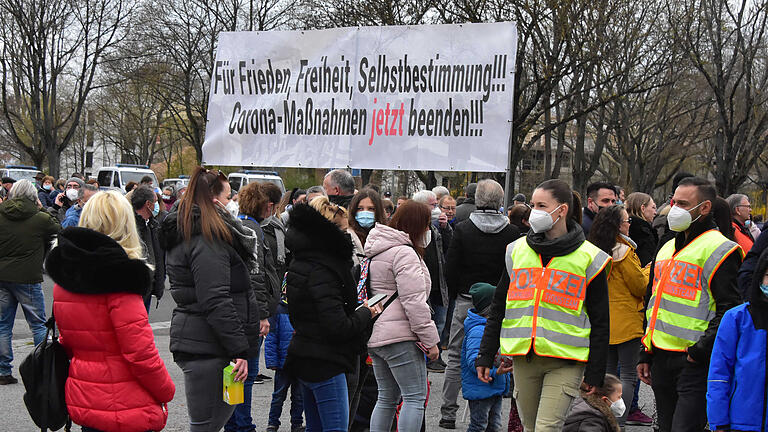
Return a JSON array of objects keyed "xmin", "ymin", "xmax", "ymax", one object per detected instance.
[{"xmin": 364, "ymin": 223, "xmax": 440, "ymax": 349}]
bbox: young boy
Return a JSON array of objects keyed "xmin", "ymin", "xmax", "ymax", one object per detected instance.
[
  {"xmin": 461, "ymin": 283, "xmax": 511, "ymax": 432},
  {"xmin": 265, "ymin": 298, "xmax": 305, "ymax": 432}
]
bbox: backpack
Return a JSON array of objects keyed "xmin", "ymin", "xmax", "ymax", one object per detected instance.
[{"xmin": 19, "ymin": 315, "xmax": 71, "ymax": 431}]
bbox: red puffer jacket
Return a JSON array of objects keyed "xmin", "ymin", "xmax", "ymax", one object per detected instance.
[{"xmin": 47, "ymin": 227, "xmax": 175, "ymax": 432}]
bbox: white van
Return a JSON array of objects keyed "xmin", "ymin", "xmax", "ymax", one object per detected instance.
[
  {"xmin": 96, "ymin": 164, "xmax": 159, "ymax": 193},
  {"xmin": 0, "ymin": 165, "xmax": 42, "ymax": 182},
  {"xmin": 162, "ymin": 175, "xmax": 189, "ymax": 190},
  {"xmin": 228, "ymin": 170, "xmax": 286, "ymax": 193}
]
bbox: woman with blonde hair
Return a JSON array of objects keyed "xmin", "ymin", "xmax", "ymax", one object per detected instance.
[{"xmin": 47, "ymin": 190, "xmax": 175, "ymax": 432}]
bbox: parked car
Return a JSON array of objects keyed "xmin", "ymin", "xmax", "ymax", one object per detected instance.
[{"xmin": 228, "ymin": 170, "xmax": 285, "ymax": 193}]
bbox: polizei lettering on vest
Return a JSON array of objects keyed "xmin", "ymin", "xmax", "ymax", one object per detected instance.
[{"xmin": 508, "ymin": 268, "xmax": 537, "ymax": 301}]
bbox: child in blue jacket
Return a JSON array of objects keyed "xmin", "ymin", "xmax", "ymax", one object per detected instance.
[
  {"xmin": 462, "ymin": 283, "xmax": 511, "ymax": 432},
  {"xmin": 265, "ymin": 300, "xmax": 305, "ymax": 432},
  {"xmin": 708, "ymin": 249, "xmax": 768, "ymax": 432}
]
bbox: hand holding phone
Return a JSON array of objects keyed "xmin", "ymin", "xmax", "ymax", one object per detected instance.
[{"xmin": 358, "ymin": 293, "xmax": 387, "ymax": 317}]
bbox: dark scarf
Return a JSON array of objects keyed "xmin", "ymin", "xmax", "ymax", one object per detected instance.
[
  {"xmin": 160, "ymin": 204, "xmax": 258, "ymax": 271},
  {"xmin": 526, "ymin": 219, "xmax": 586, "ymax": 257},
  {"xmin": 217, "ymin": 205, "xmax": 258, "ymax": 271},
  {"xmin": 329, "ymin": 194, "xmax": 354, "ymax": 209},
  {"xmin": 749, "ymin": 248, "xmax": 768, "ymax": 330}
]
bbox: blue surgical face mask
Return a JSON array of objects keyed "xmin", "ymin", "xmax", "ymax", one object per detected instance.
[
  {"xmin": 355, "ymin": 210, "xmax": 376, "ymax": 228},
  {"xmin": 152, "ymin": 201, "xmax": 160, "ymax": 217},
  {"xmin": 43, "ymin": 184, "xmax": 52, "ymax": 191},
  {"xmin": 761, "ymin": 283, "xmax": 768, "ymax": 297}
]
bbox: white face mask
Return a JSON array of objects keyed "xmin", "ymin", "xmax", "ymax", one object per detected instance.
[
  {"xmin": 667, "ymin": 201, "xmax": 705, "ymax": 232},
  {"xmin": 431, "ymin": 207, "xmax": 442, "ymax": 222},
  {"xmin": 419, "ymin": 229, "xmax": 432, "ymax": 247},
  {"xmin": 528, "ymin": 205, "xmax": 563, "ymax": 233},
  {"xmin": 610, "ymin": 397, "xmax": 626, "ymax": 417},
  {"xmin": 225, "ymin": 200, "xmax": 239, "ymax": 218},
  {"xmin": 65, "ymin": 189, "xmax": 79, "ymax": 201}
]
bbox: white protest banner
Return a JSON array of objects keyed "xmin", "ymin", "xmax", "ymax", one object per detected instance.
[{"xmin": 203, "ymin": 22, "xmax": 517, "ymax": 172}]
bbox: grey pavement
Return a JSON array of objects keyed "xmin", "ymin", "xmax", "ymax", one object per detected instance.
[{"xmin": 3, "ymin": 276, "xmax": 657, "ymax": 431}]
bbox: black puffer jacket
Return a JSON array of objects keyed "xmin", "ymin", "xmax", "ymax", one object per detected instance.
[
  {"xmin": 159, "ymin": 208, "xmax": 261, "ymax": 359},
  {"xmin": 135, "ymin": 212, "xmax": 165, "ymax": 302},
  {"xmin": 628, "ymin": 217, "xmax": 657, "ymax": 267},
  {"xmin": 240, "ymin": 216, "xmax": 280, "ymax": 319},
  {"xmin": 284, "ymin": 204, "xmax": 373, "ymax": 383}
]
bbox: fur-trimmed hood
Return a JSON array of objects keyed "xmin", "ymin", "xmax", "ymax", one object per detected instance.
[
  {"xmin": 286, "ymin": 203, "xmax": 353, "ymax": 261},
  {"xmin": 46, "ymin": 227, "xmax": 151, "ymax": 296}
]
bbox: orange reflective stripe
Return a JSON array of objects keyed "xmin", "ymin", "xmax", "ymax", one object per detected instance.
[{"xmin": 645, "ymin": 258, "xmax": 672, "ymax": 352}]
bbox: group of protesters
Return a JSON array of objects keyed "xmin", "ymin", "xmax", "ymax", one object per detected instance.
[{"xmin": 0, "ymin": 165, "xmax": 767, "ymax": 432}]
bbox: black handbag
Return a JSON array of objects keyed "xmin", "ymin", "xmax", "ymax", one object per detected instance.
[{"xmin": 19, "ymin": 314, "xmax": 71, "ymax": 431}]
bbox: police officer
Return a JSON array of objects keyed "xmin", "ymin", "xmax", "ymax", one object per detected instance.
[
  {"xmin": 476, "ymin": 179, "xmax": 612, "ymax": 432},
  {"xmin": 637, "ymin": 176, "xmax": 743, "ymax": 432}
]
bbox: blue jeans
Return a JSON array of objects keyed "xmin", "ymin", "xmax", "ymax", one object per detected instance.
[
  {"xmin": 369, "ymin": 341, "xmax": 428, "ymax": 432},
  {"xmin": 432, "ymin": 304, "xmax": 447, "ymax": 342},
  {"xmin": 441, "ymin": 297, "xmax": 455, "ymax": 347},
  {"xmin": 468, "ymin": 396, "xmax": 503, "ymax": 432},
  {"xmin": 225, "ymin": 356, "xmax": 260, "ymax": 432},
  {"xmin": 300, "ymin": 374, "xmax": 349, "ymax": 432},
  {"xmin": 0, "ymin": 281, "xmax": 47, "ymax": 375},
  {"xmin": 268, "ymin": 369, "xmax": 304, "ymax": 428}
]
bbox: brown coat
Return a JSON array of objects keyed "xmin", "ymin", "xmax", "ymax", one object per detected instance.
[{"xmin": 608, "ymin": 235, "xmax": 649, "ymax": 345}]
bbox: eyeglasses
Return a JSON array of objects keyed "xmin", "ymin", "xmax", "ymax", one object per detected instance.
[
  {"xmin": 440, "ymin": 206, "xmax": 456, "ymax": 211},
  {"xmin": 737, "ymin": 205, "xmax": 752, "ymax": 209},
  {"xmin": 622, "ymin": 217, "xmax": 632, "ymax": 224}
]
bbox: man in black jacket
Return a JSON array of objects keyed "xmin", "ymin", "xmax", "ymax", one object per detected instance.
[
  {"xmin": 453, "ymin": 183, "xmax": 477, "ymax": 224},
  {"xmin": 637, "ymin": 177, "xmax": 742, "ymax": 432},
  {"xmin": 323, "ymin": 169, "xmax": 356, "ymax": 209},
  {"xmin": 131, "ymin": 186, "xmax": 165, "ymax": 311},
  {"xmin": 581, "ymin": 182, "xmax": 616, "ymax": 236},
  {"xmin": 439, "ymin": 179, "xmax": 519, "ymax": 429}
]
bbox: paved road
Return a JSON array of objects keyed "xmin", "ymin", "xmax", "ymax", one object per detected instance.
[{"xmin": 4, "ymin": 276, "xmax": 657, "ymax": 431}]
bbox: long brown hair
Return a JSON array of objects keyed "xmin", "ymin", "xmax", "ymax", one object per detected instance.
[
  {"xmin": 348, "ymin": 188, "xmax": 386, "ymax": 245},
  {"xmin": 388, "ymin": 200, "xmax": 430, "ymax": 257},
  {"xmin": 177, "ymin": 166, "xmax": 232, "ymax": 244}
]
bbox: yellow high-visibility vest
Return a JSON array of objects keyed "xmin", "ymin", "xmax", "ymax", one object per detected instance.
[
  {"xmin": 500, "ymin": 238, "xmax": 612, "ymax": 362},
  {"xmin": 642, "ymin": 230, "xmax": 741, "ymax": 352}
]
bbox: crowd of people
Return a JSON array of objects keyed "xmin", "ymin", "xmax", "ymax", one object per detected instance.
[{"xmin": 1, "ymin": 166, "xmax": 768, "ymax": 432}]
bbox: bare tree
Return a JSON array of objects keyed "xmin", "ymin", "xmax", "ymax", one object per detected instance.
[
  {"xmin": 92, "ymin": 62, "xmax": 170, "ymax": 165},
  {"xmin": 671, "ymin": 0, "xmax": 768, "ymax": 195},
  {"xmin": 0, "ymin": 0, "xmax": 132, "ymax": 177}
]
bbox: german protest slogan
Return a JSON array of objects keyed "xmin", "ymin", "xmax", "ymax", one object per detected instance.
[{"xmin": 203, "ymin": 22, "xmax": 517, "ymax": 171}]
